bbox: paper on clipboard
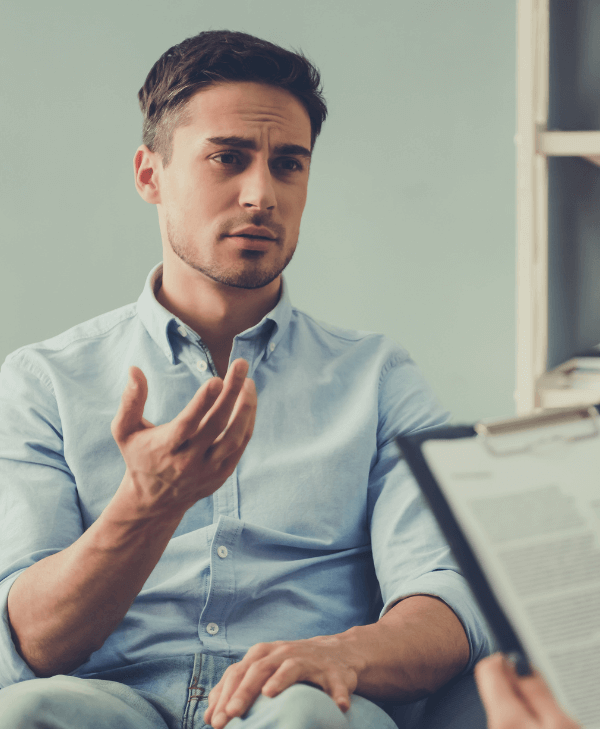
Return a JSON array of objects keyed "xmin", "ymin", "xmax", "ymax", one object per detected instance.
[{"xmin": 421, "ymin": 408, "xmax": 600, "ymax": 728}]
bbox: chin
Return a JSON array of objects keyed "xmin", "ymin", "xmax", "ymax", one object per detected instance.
[{"xmin": 211, "ymin": 269, "xmax": 282, "ymax": 290}]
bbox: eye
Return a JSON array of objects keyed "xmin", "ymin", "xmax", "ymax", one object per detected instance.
[
  {"xmin": 274, "ymin": 158, "xmax": 304, "ymax": 172},
  {"xmin": 212, "ymin": 151, "xmax": 243, "ymax": 166}
]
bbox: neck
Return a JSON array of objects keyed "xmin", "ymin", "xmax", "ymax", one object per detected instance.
[{"xmin": 156, "ymin": 260, "xmax": 281, "ymax": 377}]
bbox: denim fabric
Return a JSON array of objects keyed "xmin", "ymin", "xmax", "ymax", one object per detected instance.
[{"xmin": 0, "ymin": 653, "xmax": 399, "ymax": 729}]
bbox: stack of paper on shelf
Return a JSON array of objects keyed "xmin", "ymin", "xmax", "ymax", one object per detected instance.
[{"xmin": 537, "ymin": 344, "xmax": 600, "ymax": 408}]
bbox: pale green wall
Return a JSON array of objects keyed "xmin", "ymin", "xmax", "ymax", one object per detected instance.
[{"xmin": 1, "ymin": 0, "xmax": 516, "ymax": 423}]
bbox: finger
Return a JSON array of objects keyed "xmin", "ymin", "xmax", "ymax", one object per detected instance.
[
  {"xmin": 170, "ymin": 377, "xmax": 224, "ymax": 448},
  {"xmin": 203, "ymin": 682, "xmax": 223, "ymax": 725},
  {"xmin": 260, "ymin": 658, "xmax": 304, "ymax": 699},
  {"xmin": 208, "ymin": 643, "xmax": 275, "ymax": 725},
  {"xmin": 111, "ymin": 367, "xmax": 150, "ymax": 443},
  {"xmin": 196, "ymin": 359, "xmax": 250, "ymax": 444},
  {"xmin": 475, "ymin": 654, "xmax": 536, "ymax": 726},
  {"xmin": 217, "ymin": 428, "xmax": 255, "ymax": 482},
  {"xmin": 326, "ymin": 678, "xmax": 352, "ymax": 713},
  {"xmin": 204, "ymin": 678, "xmax": 230, "ymax": 725},
  {"xmin": 221, "ymin": 658, "xmax": 278, "ymax": 722},
  {"xmin": 261, "ymin": 661, "xmax": 351, "ymax": 713},
  {"xmin": 208, "ymin": 664, "xmax": 248, "ymax": 729},
  {"xmin": 208, "ymin": 378, "xmax": 257, "ymax": 464},
  {"xmin": 508, "ymin": 664, "xmax": 577, "ymax": 725}
]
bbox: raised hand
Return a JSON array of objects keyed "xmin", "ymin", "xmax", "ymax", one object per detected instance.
[{"xmin": 111, "ymin": 358, "xmax": 256, "ymax": 519}]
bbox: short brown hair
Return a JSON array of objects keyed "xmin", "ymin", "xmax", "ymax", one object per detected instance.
[{"xmin": 138, "ymin": 30, "xmax": 328, "ymax": 166}]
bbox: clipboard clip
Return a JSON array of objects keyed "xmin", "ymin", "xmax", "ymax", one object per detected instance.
[{"xmin": 474, "ymin": 405, "xmax": 600, "ymax": 457}]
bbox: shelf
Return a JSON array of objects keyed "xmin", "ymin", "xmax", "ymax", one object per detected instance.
[
  {"xmin": 537, "ymin": 130, "xmax": 600, "ymax": 166},
  {"xmin": 516, "ymin": 1, "xmax": 600, "ymax": 414},
  {"xmin": 536, "ymin": 385, "xmax": 600, "ymax": 409},
  {"xmin": 537, "ymin": 360, "xmax": 600, "ymax": 408}
]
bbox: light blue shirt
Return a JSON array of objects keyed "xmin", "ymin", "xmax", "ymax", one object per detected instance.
[{"xmin": 0, "ymin": 263, "xmax": 491, "ymax": 687}]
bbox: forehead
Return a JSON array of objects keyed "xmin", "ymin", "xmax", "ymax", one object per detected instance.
[{"xmin": 175, "ymin": 81, "xmax": 312, "ymax": 149}]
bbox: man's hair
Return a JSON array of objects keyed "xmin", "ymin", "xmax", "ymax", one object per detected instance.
[{"xmin": 138, "ymin": 30, "xmax": 328, "ymax": 166}]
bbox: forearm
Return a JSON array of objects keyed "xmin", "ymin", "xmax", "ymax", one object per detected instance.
[
  {"xmin": 7, "ymin": 361, "xmax": 253, "ymax": 679},
  {"xmin": 7, "ymin": 474, "xmax": 184, "ymax": 677},
  {"xmin": 341, "ymin": 594, "xmax": 470, "ymax": 703}
]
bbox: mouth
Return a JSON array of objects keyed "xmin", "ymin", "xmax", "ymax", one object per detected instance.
[
  {"xmin": 230, "ymin": 234, "xmax": 274, "ymax": 241},
  {"xmin": 225, "ymin": 234, "xmax": 275, "ymax": 252},
  {"xmin": 227, "ymin": 225, "xmax": 279, "ymax": 242}
]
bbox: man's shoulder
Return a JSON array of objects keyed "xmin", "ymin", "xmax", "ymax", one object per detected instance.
[
  {"xmin": 4, "ymin": 303, "xmax": 138, "ymax": 371},
  {"xmin": 289, "ymin": 307, "xmax": 449, "ymax": 437},
  {"xmin": 289, "ymin": 307, "xmax": 410, "ymax": 362}
]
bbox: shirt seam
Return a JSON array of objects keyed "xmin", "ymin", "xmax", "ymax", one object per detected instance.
[
  {"xmin": 378, "ymin": 353, "xmax": 411, "ymax": 388},
  {"xmin": 6, "ymin": 305, "xmax": 138, "ymax": 360},
  {"xmin": 5, "ymin": 351, "xmax": 56, "ymax": 397},
  {"xmin": 375, "ymin": 353, "xmax": 413, "ymax": 449}
]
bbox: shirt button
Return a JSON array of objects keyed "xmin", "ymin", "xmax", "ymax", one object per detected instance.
[
  {"xmin": 269, "ymin": 342, "xmax": 276, "ymax": 352},
  {"xmin": 178, "ymin": 326, "xmax": 188, "ymax": 337},
  {"xmin": 206, "ymin": 622, "xmax": 219, "ymax": 635},
  {"xmin": 196, "ymin": 359, "xmax": 208, "ymax": 372},
  {"xmin": 217, "ymin": 545, "xmax": 228, "ymax": 559}
]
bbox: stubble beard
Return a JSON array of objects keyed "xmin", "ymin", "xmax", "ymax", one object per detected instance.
[{"xmin": 166, "ymin": 214, "xmax": 297, "ymax": 290}]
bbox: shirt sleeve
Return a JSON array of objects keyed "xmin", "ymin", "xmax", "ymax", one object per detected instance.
[
  {"xmin": 0, "ymin": 350, "xmax": 84, "ymax": 687},
  {"xmin": 368, "ymin": 352, "xmax": 494, "ymax": 673}
]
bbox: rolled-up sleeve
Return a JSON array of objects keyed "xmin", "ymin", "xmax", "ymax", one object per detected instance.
[
  {"xmin": 0, "ymin": 351, "xmax": 84, "ymax": 687},
  {"xmin": 368, "ymin": 354, "xmax": 493, "ymax": 672}
]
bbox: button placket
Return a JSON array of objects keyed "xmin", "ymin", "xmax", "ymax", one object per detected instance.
[{"xmin": 198, "ymin": 518, "xmax": 243, "ymax": 650}]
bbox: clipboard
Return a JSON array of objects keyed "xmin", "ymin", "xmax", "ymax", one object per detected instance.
[{"xmin": 396, "ymin": 404, "xmax": 600, "ymax": 728}]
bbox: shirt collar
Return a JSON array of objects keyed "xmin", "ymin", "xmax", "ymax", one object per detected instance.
[{"xmin": 137, "ymin": 262, "xmax": 293, "ymax": 365}]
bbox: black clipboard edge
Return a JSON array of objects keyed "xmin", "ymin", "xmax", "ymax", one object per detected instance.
[{"xmin": 396, "ymin": 427, "xmax": 532, "ymax": 674}]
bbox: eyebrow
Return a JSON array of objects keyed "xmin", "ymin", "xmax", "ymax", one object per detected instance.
[{"xmin": 206, "ymin": 136, "xmax": 312, "ymax": 159}]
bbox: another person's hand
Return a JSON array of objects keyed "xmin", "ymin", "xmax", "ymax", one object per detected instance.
[
  {"xmin": 203, "ymin": 636, "xmax": 362, "ymax": 729},
  {"xmin": 475, "ymin": 653, "xmax": 580, "ymax": 729},
  {"xmin": 111, "ymin": 358, "xmax": 256, "ymax": 519}
]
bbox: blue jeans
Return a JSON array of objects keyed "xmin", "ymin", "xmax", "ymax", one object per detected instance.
[{"xmin": 0, "ymin": 653, "xmax": 398, "ymax": 728}]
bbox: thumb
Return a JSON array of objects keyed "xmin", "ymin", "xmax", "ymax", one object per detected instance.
[{"xmin": 111, "ymin": 366, "xmax": 149, "ymax": 442}]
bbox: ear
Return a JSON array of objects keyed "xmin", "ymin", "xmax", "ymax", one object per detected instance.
[{"xmin": 134, "ymin": 145, "xmax": 162, "ymax": 204}]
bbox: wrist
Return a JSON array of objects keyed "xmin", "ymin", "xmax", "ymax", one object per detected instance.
[
  {"xmin": 327, "ymin": 626, "xmax": 370, "ymax": 679},
  {"xmin": 96, "ymin": 473, "xmax": 185, "ymax": 550},
  {"xmin": 113, "ymin": 469, "xmax": 188, "ymax": 524}
]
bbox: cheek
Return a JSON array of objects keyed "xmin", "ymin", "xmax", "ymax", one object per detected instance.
[
  {"xmin": 281, "ymin": 186, "xmax": 307, "ymax": 226},
  {"xmin": 168, "ymin": 166, "xmax": 218, "ymax": 206},
  {"xmin": 170, "ymin": 181, "xmax": 229, "ymax": 226}
]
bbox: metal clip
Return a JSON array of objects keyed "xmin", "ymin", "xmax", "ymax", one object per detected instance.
[{"xmin": 474, "ymin": 405, "xmax": 599, "ymax": 457}]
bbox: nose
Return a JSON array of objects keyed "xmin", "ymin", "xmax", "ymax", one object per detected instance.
[{"xmin": 238, "ymin": 159, "xmax": 276, "ymax": 211}]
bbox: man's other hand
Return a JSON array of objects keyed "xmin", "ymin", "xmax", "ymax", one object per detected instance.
[
  {"xmin": 475, "ymin": 653, "xmax": 580, "ymax": 729},
  {"xmin": 111, "ymin": 358, "xmax": 256, "ymax": 519},
  {"xmin": 203, "ymin": 636, "xmax": 362, "ymax": 729}
]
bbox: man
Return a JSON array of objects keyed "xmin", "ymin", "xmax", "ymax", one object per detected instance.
[{"xmin": 0, "ymin": 31, "xmax": 491, "ymax": 728}]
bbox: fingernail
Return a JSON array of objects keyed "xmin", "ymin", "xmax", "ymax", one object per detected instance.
[
  {"xmin": 213, "ymin": 712, "xmax": 227, "ymax": 728},
  {"xmin": 506, "ymin": 652, "xmax": 532, "ymax": 676},
  {"xmin": 227, "ymin": 698, "xmax": 244, "ymax": 715}
]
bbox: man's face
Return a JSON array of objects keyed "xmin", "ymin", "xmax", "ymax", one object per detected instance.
[{"xmin": 154, "ymin": 81, "xmax": 312, "ymax": 289}]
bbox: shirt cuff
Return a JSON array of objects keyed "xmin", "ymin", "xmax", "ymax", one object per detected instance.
[
  {"xmin": 0, "ymin": 570, "xmax": 37, "ymax": 687},
  {"xmin": 380, "ymin": 569, "xmax": 495, "ymax": 673}
]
